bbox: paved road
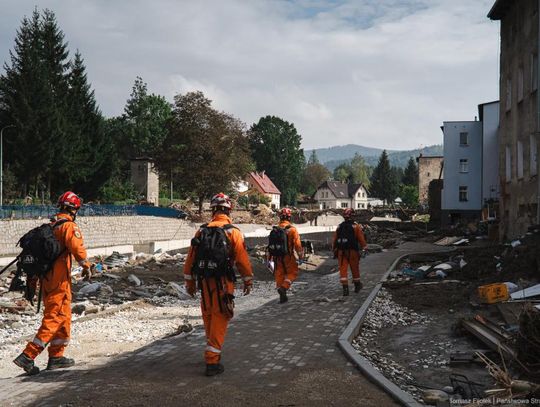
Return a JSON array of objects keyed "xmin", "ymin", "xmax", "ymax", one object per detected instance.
[{"xmin": 0, "ymin": 242, "xmax": 447, "ymax": 406}]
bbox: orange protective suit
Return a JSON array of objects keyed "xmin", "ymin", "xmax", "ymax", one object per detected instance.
[
  {"xmin": 273, "ymin": 220, "xmax": 303, "ymax": 290},
  {"xmin": 23, "ymin": 213, "xmax": 91, "ymax": 359},
  {"xmin": 183, "ymin": 214, "xmax": 253, "ymax": 365},
  {"xmin": 333, "ymin": 222, "xmax": 368, "ymax": 286}
]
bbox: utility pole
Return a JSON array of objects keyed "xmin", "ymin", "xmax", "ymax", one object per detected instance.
[{"xmin": 0, "ymin": 125, "xmax": 15, "ymax": 207}]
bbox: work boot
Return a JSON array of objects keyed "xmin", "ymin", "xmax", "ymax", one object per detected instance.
[
  {"xmin": 13, "ymin": 353, "xmax": 40, "ymax": 375},
  {"xmin": 342, "ymin": 285, "xmax": 349, "ymax": 296},
  {"xmin": 277, "ymin": 287, "xmax": 288, "ymax": 303},
  {"xmin": 205, "ymin": 363, "xmax": 225, "ymax": 377},
  {"xmin": 354, "ymin": 282, "xmax": 363, "ymax": 293},
  {"xmin": 47, "ymin": 356, "xmax": 75, "ymax": 370}
]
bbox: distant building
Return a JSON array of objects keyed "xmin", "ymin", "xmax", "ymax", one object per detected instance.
[
  {"xmin": 440, "ymin": 101, "xmax": 500, "ymax": 225},
  {"xmin": 246, "ymin": 171, "xmax": 281, "ymax": 209},
  {"xmin": 489, "ymin": 0, "xmax": 540, "ymax": 239},
  {"xmin": 314, "ymin": 181, "xmax": 368, "ymax": 210},
  {"xmin": 416, "ymin": 155, "xmax": 443, "ymax": 205},
  {"xmin": 130, "ymin": 158, "xmax": 159, "ymax": 206}
]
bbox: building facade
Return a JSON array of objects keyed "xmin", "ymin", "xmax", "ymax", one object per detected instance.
[
  {"xmin": 441, "ymin": 102, "xmax": 500, "ymax": 225},
  {"xmin": 417, "ymin": 155, "xmax": 443, "ymax": 205},
  {"xmin": 246, "ymin": 171, "xmax": 281, "ymax": 209},
  {"xmin": 489, "ymin": 0, "xmax": 540, "ymax": 239},
  {"xmin": 314, "ymin": 181, "xmax": 368, "ymax": 210},
  {"xmin": 130, "ymin": 158, "xmax": 159, "ymax": 206}
]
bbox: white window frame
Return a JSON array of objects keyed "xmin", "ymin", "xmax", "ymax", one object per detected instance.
[
  {"xmin": 459, "ymin": 159, "xmax": 468, "ymax": 173},
  {"xmin": 459, "ymin": 186, "xmax": 468, "ymax": 202},
  {"xmin": 531, "ymin": 135, "xmax": 538, "ymax": 176},
  {"xmin": 340, "ymin": 202, "xmax": 348, "ymax": 208},
  {"xmin": 517, "ymin": 141, "xmax": 524, "ymax": 179}
]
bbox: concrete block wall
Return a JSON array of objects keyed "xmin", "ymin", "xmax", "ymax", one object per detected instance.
[{"xmin": 0, "ymin": 216, "xmax": 197, "ymax": 256}]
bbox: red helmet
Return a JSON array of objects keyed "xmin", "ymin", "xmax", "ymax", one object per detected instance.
[
  {"xmin": 343, "ymin": 208, "xmax": 355, "ymax": 219},
  {"xmin": 57, "ymin": 191, "xmax": 82, "ymax": 210},
  {"xmin": 279, "ymin": 207, "xmax": 292, "ymax": 219},
  {"xmin": 210, "ymin": 193, "xmax": 232, "ymax": 209}
]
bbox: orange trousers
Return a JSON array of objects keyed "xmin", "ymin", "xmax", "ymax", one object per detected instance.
[
  {"xmin": 200, "ymin": 278, "xmax": 234, "ymax": 364},
  {"xmin": 24, "ymin": 258, "xmax": 72, "ymax": 359},
  {"xmin": 273, "ymin": 256, "xmax": 298, "ymax": 290},
  {"xmin": 337, "ymin": 250, "xmax": 361, "ymax": 286}
]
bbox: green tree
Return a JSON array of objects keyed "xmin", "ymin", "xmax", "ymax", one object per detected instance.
[
  {"xmin": 0, "ymin": 9, "xmax": 111, "ymax": 199},
  {"xmin": 349, "ymin": 153, "xmax": 371, "ymax": 186},
  {"xmin": 156, "ymin": 91, "xmax": 253, "ymax": 212},
  {"xmin": 333, "ymin": 163, "xmax": 352, "ymax": 182},
  {"xmin": 400, "ymin": 184, "xmax": 419, "ymax": 207},
  {"xmin": 124, "ymin": 77, "xmax": 172, "ymax": 157},
  {"xmin": 249, "ymin": 116, "xmax": 304, "ymax": 205},
  {"xmin": 301, "ymin": 161, "xmax": 331, "ymax": 196},
  {"xmin": 307, "ymin": 150, "xmax": 319, "ymax": 165},
  {"xmin": 332, "ymin": 154, "xmax": 371, "ymax": 186},
  {"xmin": 403, "ymin": 157, "xmax": 418, "ymax": 186},
  {"xmin": 370, "ymin": 150, "xmax": 399, "ymax": 203}
]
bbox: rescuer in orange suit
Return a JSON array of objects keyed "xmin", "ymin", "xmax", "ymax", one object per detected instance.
[
  {"xmin": 183, "ymin": 193, "xmax": 253, "ymax": 376},
  {"xmin": 272, "ymin": 207, "xmax": 303, "ymax": 304},
  {"xmin": 333, "ymin": 208, "xmax": 368, "ymax": 296},
  {"xmin": 14, "ymin": 191, "xmax": 93, "ymax": 375}
]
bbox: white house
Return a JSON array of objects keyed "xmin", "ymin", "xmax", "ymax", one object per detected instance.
[{"xmin": 314, "ymin": 181, "xmax": 369, "ymax": 210}]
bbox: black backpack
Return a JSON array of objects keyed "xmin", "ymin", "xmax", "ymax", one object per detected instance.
[
  {"xmin": 16, "ymin": 219, "xmax": 69, "ymax": 279},
  {"xmin": 268, "ymin": 225, "xmax": 291, "ymax": 257},
  {"xmin": 191, "ymin": 224, "xmax": 236, "ymax": 281},
  {"xmin": 335, "ymin": 221, "xmax": 359, "ymax": 251}
]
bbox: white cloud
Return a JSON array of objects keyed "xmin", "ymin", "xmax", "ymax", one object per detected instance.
[{"xmin": 0, "ymin": 0, "xmax": 500, "ymax": 150}]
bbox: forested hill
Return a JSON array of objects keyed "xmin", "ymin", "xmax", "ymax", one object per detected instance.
[{"xmin": 305, "ymin": 144, "xmax": 443, "ymax": 170}]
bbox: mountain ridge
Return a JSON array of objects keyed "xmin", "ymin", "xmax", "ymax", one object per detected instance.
[{"xmin": 305, "ymin": 144, "xmax": 443, "ymax": 170}]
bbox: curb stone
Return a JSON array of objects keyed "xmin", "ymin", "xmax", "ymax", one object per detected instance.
[{"xmin": 338, "ymin": 249, "xmax": 454, "ymax": 407}]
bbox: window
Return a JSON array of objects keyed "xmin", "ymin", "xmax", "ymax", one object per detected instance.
[
  {"xmin": 357, "ymin": 192, "xmax": 361, "ymax": 198},
  {"xmin": 357, "ymin": 203, "xmax": 361, "ymax": 209},
  {"xmin": 505, "ymin": 145, "xmax": 512, "ymax": 182},
  {"xmin": 506, "ymin": 78, "xmax": 512, "ymax": 111},
  {"xmin": 459, "ymin": 132, "xmax": 468, "ymax": 146},
  {"xmin": 340, "ymin": 202, "xmax": 348, "ymax": 208},
  {"xmin": 518, "ymin": 67, "xmax": 524, "ymax": 102},
  {"xmin": 531, "ymin": 54, "xmax": 538, "ymax": 92},
  {"xmin": 459, "ymin": 186, "xmax": 468, "ymax": 202},
  {"xmin": 459, "ymin": 159, "xmax": 468, "ymax": 173},
  {"xmin": 517, "ymin": 141, "xmax": 524, "ymax": 179},
  {"xmin": 531, "ymin": 135, "xmax": 538, "ymax": 176}
]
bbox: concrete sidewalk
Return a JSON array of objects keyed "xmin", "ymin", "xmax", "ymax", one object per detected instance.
[{"xmin": 0, "ymin": 242, "xmax": 446, "ymax": 406}]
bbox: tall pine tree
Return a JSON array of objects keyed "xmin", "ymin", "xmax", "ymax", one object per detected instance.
[
  {"xmin": 370, "ymin": 150, "xmax": 399, "ymax": 204},
  {"xmin": 0, "ymin": 9, "xmax": 111, "ymax": 200}
]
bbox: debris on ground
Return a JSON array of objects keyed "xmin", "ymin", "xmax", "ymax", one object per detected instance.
[{"xmin": 356, "ymin": 226, "xmax": 540, "ymax": 404}]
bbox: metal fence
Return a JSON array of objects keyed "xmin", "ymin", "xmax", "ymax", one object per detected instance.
[{"xmin": 0, "ymin": 205, "xmax": 187, "ymax": 220}]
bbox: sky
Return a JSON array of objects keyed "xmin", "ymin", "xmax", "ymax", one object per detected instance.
[{"xmin": 0, "ymin": 0, "xmax": 500, "ymax": 150}]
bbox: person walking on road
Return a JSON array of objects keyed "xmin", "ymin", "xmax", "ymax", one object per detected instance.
[
  {"xmin": 14, "ymin": 191, "xmax": 93, "ymax": 375},
  {"xmin": 333, "ymin": 208, "xmax": 368, "ymax": 296},
  {"xmin": 267, "ymin": 208, "xmax": 303, "ymax": 303},
  {"xmin": 183, "ymin": 193, "xmax": 253, "ymax": 376}
]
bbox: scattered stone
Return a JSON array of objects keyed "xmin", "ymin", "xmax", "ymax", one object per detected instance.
[
  {"xmin": 127, "ymin": 274, "xmax": 142, "ymax": 286},
  {"xmin": 165, "ymin": 282, "xmax": 191, "ymax": 300}
]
